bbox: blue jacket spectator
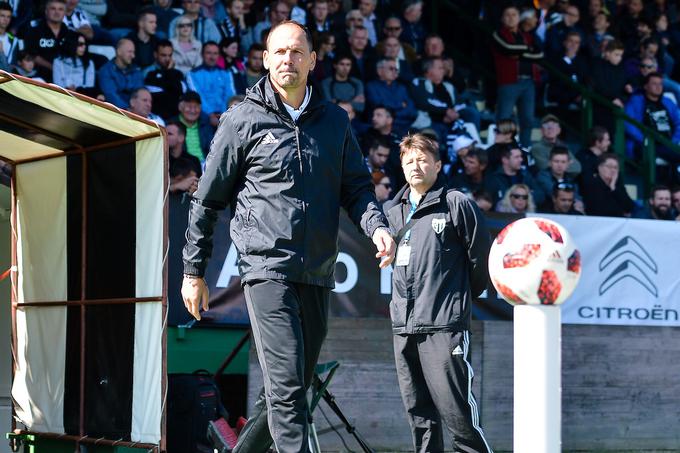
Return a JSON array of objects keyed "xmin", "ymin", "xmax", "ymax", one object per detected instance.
[
  {"xmin": 187, "ymin": 42, "xmax": 236, "ymax": 117},
  {"xmin": 97, "ymin": 38, "xmax": 144, "ymax": 108},
  {"xmin": 366, "ymin": 58, "xmax": 417, "ymax": 136},
  {"xmin": 485, "ymin": 144, "xmax": 546, "ymax": 206},
  {"xmin": 624, "ymin": 72, "xmax": 680, "ymax": 164}
]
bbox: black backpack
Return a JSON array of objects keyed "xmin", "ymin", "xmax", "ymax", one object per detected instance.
[{"xmin": 167, "ymin": 370, "xmax": 224, "ymax": 453}]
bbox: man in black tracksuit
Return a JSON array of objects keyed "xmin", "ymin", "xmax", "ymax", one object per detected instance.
[
  {"xmin": 181, "ymin": 21, "xmax": 395, "ymax": 453},
  {"xmin": 384, "ymin": 133, "xmax": 493, "ymax": 453}
]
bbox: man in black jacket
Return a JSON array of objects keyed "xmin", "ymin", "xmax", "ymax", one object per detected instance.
[
  {"xmin": 181, "ymin": 20, "xmax": 395, "ymax": 453},
  {"xmin": 384, "ymin": 133, "xmax": 493, "ymax": 453}
]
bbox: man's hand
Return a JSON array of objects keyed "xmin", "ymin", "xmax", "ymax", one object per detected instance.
[
  {"xmin": 372, "ymin": 228, "xmax": 396, "ymax": 269},
  {"xmin": 209, "ymin": 112, "xmax": 221, "ymax": 128},
  {"xmin": 181, "ymin": 275, "xmax": 209, "ymax": 320}
]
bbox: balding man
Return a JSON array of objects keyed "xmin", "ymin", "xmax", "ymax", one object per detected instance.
[
  {"xmin": 181, "ymin": 20, "xmax": 395, "ymax": 452},
  {"xmin": 128, "ymin": 87, "xmax": 166, "ymax": 126},
  {"xmin": 98, "ymin": 38, "xmax": 144, "ymax": 108}
]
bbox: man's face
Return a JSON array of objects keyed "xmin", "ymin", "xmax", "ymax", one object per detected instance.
[
  {"xmin": 597, "ymin": 157, "xmax": 619, "ymax": 184},
  {"xmin": 183, "ymin": 0, "xmax": 201, "ymax": 14},
  {"xmin": 156, "ymin": 45, "xmax": 173, "ymax": 68},
  {"xmin": 596, "ymin": 132, "xmax": 611, "ymax": 151},
  {"xmin": 384, "ymin": 37, "xmax": 400, "ymax": 59},
  {"xmin": 463, "ymin": 155, "xmax": 484, "ymax": 177},
  {"xmin": 629, "ymin": 0, "xmax": 643, "ymax": 15},
  {"xmin": 247, "ymin": 49, "xmax": 264, "ymax": 71},
  {"xmin": 425, "ymin": 36, "xmax": 444, "ymax": 57},
  {"xmin": 553, "ymin": 189, "xmax": 575, "ymax": 213},
  {"xmin": 372, "ymin": 108, "xmax": 391, "ymax": 130},
  {"xmin": 639, "ymin": 57, "xmax": 657, "ymax": 76},
  {"xmin": 426, "ymin": 59, "xmax": 445, "ymax": 84},
  {"xmin": 228, "ymin": 0, "xmax": 243, "ymax": 18},
  {"xmin": 179, "ymin": 100, "xmax": 202, "ymax": 122},
  {"xmin": 359, "ymin": 0, "xmax": 375, "ymax": 17},
  {"xmin": 263, "ymin": 23, "xmax": 316, "ymax": 91},
  {"xmin": 605, "ymin": 49, "xmax": 624, "ymax": 65},
  {"xmin": 369, "ymin": 145, "xmax": 390, "ymax": 168},
  {"xmin": 642, "ymin": 43, "xmax": 659, "ymax": 58},
  {"xmin": 505, "ymin": 148, "xmax": 523, "ymax": 172},
  {"xmin": 312, "ymin": 1, "xmax": 328, "ymax": 22},
  {"xmin": 593, "ymin": 13, "xmax": 608, "ymax": 32},
  {"xmin": 549, "ymin": 153, "xmax": 569, "ymax": 176},
  {"xmin": 542, "ymin": 121, "xmax": 561, "ymax": 141},
  {"xmin": 672, "ymin": 190, "xmax": 680, "ymax": 213},
  {"xmin": 166, "ymin": 124, "xmax": 185, "ymax": 148},
  {"xmin": 333, "ymin": 57, "xmax": 351, "ymax": 78},
  {"xmin": 0, "ymin": 10, "xmax": 11, "ymax": 31},
  {"xmin": 501, "ymin": 7, "xmax": 520, "ymax": 29},
  {"xmin": 383, "ymin": 18, "xmax": 402, "ymax": 38},
  {"xmin": 650, "ymin": 189, "xmax": 672, "ymax": 215},
  {"xmin": 46, "ymin": 1, "xmax": 66, "ymax": 23},
  {"xmin": 645, "ymin": 76, "xmax": 664, "ymax": 98},
  {"xmin": 270, "ymin": 2, "xmax": 290, "ymax": 25},
  {"xmin": 349, "ymin": 28, "xmax": 368, "ymax": 52},
  {"xmin": 401, "ymin": 148, "xmax": 441, "ymax": 192},
  {"xmin": 564, "ymin": 34, "xmax": 581, "ymax": 55},
  {"xmin": 130, "ymin": 90, "xmax": 152, "ymax": 117},
  {"xmin": 563, "ymin": 6, "xmax": 580, "ymax": 27},
  {"xmin": 202, "ymin": 43, "xmax": 220, "ymax": 66},
  {"xmin": 140, "ymin": 13, "xmax": 157, "ymax": 35},
  {"xmin": 117, "ymin": 40, "xmax": 136, "ymax": 66},
  {"xmin": 403, "ymin": 1, "xmax": 422, "ymax": 23},
  {"xmin": 378, "ymin": 60, "xmax": 398, "ymax": 83}
]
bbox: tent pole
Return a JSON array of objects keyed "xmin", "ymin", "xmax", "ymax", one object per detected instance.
[
  {"xmin": 9, "ymin": 165, "xmax": 17, "ymax": 435},
  {"xmin": 78, "ymin": 153, "xmax": 88, "ymax": 451},
  {"xmin": 160, "ymin": 128, "xmax": 169, "ymax": 453}
]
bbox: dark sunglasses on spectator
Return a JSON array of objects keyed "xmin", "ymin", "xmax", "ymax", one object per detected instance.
[
  {"xmin": 640, "ymin": 64, "xmax": 655, "ymax": 69},
  {"xmin": 510, "ymin": 193, "xmax": 529, "ymax": 200},
  {"xmin": 380, "ymin": 183, "xmax": 392, "ymax": 189},
  {"xmin": 556, "ymin": 182, "xmax": 575, "ymax": 191},
  {"xmin": 385, "ymin": 26, "xmax": 401, "ymax": 31},
  {"xmin": 178, "ymin": 22, "xmax": 193, "ymax": 27},
  {"xmin": 77, "ymin": 41, "xmax": 87, "ymax": 46}
]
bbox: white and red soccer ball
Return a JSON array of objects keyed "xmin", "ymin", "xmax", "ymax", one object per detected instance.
[{"xmin": 488, "ymin": 217, "xmax": 581, "ymax": 305}]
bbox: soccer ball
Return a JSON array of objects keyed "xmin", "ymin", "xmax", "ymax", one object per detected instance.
[{"xmin": 488, "ymin": 217, "xmax": 581, "ymax": 305}]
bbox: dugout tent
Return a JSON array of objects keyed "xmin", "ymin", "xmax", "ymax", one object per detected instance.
[{"xmin": 1, "ymin": 71, "xmax": 167, "ymax": 450}]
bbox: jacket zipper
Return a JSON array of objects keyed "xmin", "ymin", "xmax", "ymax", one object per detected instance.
[{"xmin": 294, "ymin": 125, "xmax": 303, "ymax": 173}]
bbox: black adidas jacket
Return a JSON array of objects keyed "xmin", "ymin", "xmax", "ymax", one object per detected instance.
[
  {"xmin": 384, "ymin": 176, "xmax": 490, "ymax": 334},
  {"xmin": 182, "ymin": 76, "xmax": 387, "ymax": 287}
]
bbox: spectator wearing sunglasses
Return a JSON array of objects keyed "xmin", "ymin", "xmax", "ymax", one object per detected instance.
[
  {"xmin": 496, "ymin": 183, "xmax": 536, "ymax": 214},
  {"xmin": 170, "ymin": 15, "xmax": 203, "ymax": 74},
  {"xmin": 544, "ymin": 183, "xmax": 583, "ymax": 215},
  {"xmin": 371, "ymin": 170, "xmax": 392, "ymax": 203}
]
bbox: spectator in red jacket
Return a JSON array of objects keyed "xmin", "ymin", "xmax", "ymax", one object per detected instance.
[{"xmin": 492, "ymin": 5, "xmax": 543, "ymax": 147}]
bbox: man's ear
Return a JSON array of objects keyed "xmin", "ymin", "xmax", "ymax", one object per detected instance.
[
  {"xmin": 263, "ymin": 49, "xmax": 270, "ymax": 70},
  {"xmin": 435, "ymin": 160, "xmax": 442, "ymax": 174},
  {"xmin": 309, "ymin": 50, "xmax": 317, "ymax": 71}
]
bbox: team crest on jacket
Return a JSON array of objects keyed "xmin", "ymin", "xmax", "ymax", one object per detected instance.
[{"xmin": 431, "ymin": 218, "xmax": 446, "ymax": 234}]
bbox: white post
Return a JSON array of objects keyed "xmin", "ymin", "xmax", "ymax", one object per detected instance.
[{"xmin": 514, "ymin": 305, "xmax": 561, "ymax": 453}]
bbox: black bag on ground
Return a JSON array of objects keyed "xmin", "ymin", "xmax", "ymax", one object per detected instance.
[{"xmin": 167, "ymin": 370, "xmax": 223, "ymax": 453}]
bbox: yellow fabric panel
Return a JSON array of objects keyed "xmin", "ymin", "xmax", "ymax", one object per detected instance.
[
  {"xmin": 0, "ymin": 79, "xmax": 159, "ymax": 139},
  {"xmin": 0, "ymin": 131, "xmax": 60, "ymax": 162}
]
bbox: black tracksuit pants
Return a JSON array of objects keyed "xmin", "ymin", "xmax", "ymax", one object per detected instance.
[
  {"xmin": 393, "ymin": 331, "xmax": 493, "ymax": 453},
  {"xmin": 233, "ymin": 279, "xmax": 330, "ymax": 453}
]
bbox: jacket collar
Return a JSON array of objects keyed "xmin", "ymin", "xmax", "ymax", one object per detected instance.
[
  {"xmin": 248, "ymin": 75, "xmax": 324, "ymax": 119},
  {"xmin": 392, "ymin": 173, "xmax": 448, "ymax": 211}
]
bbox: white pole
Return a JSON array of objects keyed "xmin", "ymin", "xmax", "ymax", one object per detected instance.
[{"xmin": 514, "ymin": 305, "xmax": 561, "ymax": 453}]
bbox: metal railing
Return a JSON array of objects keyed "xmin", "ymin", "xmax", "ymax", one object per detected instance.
[{"xmin": 432, "ymin": 0, "xmax": 680, "ymax": 193}]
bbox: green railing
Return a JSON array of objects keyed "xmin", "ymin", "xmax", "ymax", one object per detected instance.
[{"xmin": 431, "ymin": 0, "xmax": 680, "ymax": 193}]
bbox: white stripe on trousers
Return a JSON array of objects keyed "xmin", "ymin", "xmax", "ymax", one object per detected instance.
[{"xmin": 462, "ymin": 330, "xmax": 494, "ymax": 453}]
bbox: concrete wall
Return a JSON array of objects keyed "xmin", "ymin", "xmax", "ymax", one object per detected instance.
[{"xmin": 248, "ymin": 318, "xmax": 680, "ymax": 452}]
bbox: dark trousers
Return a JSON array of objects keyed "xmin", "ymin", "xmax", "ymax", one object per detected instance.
[
  {"xmin": 233, "ymin": 279, "xmax": 330, "ymax": 453},
  {"xmin": 393, "ymin": 331, "xmax": 493, "ymax": 453}
]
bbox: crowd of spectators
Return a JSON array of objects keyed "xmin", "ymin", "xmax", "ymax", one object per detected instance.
[{"xmin": 2, "ymin": 0, "xmax": 680, "ymax": 221}]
